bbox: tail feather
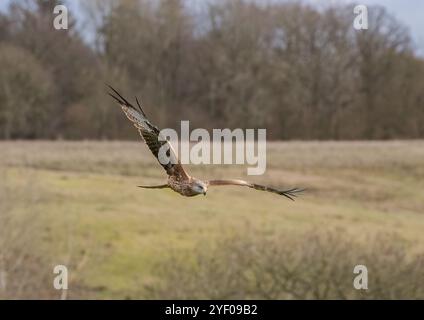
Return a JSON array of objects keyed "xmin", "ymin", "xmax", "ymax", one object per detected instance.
[{"xmin": 138, "ymin": 184, "xmax": 169, "ymax": 189}]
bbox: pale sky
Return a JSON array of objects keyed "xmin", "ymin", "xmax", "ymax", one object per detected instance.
[{"xmin": 1, "ymin": 0, "xmax": 423, "ymax": 54}]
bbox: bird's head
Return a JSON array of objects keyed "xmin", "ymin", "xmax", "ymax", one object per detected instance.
[{"xmin": 193, "ymin": 180, "xmax": 208, "ymax": 196}]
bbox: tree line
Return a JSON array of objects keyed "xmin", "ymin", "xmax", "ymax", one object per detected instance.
[{"xmin": 1, "ymin": 0, "xmax": 424, "ymax": 140}]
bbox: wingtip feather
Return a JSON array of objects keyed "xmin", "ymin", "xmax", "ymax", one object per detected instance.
[{"xmin": 107, "ymin": 85, "xmax": 138, "ymax": 112}]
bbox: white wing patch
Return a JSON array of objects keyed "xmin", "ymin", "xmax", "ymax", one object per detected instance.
[{"xmin": 122, "ymin": 106, "xmax": 155, "ymax": 133}]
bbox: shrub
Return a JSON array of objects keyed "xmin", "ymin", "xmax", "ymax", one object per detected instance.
[{"xmin": 148, "ymin": 229, "xmax": 424, "ymax": 299}]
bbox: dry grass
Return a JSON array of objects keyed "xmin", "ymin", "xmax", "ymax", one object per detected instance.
[{"xmin": 1, "ymin": 140, "xmax": 424, "ymax": 299}]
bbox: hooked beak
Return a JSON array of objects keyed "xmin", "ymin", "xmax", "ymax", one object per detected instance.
[{"xmin": 203, "ymin": 192, "xmax": 206, "ymax": 196}]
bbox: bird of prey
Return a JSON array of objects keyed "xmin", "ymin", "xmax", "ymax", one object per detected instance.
[{"xmin": 108, "ymin": 86, "xmax": 303, "ymax": 200}]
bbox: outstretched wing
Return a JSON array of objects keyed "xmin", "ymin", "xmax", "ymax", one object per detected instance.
[
  {"xmin": 207, "ymin": 179, "xmax": 304, "ymax": 200},
  {"xmin": 108, "ymin": 85, "xmax": 189, "ymax": 181}
]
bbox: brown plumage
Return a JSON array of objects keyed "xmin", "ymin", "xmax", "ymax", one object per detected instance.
[{"xmin": 108, "ymin": 85, "xmax": 303, "ymax": 200}]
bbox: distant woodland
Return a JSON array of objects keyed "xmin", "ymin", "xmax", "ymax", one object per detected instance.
[{"xmin": 1, "ymin": 0, "xmax": 424, "ymax": 140}]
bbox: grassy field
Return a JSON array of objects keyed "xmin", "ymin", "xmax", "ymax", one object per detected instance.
[{"xmin": 1, "ymin": 140, "xmax": 424, "ymax": 299}]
